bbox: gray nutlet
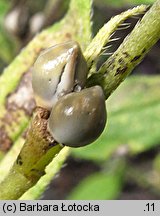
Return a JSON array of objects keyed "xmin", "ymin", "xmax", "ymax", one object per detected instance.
[
  {"xmin": 48, "ymin": 85, "xmax": 107, "ymax": 147},
  {"xmin": 32, "ymin": 41, "xmax": 87, "ymax": 110}
]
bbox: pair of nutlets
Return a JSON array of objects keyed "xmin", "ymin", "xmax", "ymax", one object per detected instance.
[{"xmin": 32, "ymin": 41, "xmax": 107, "ymax": 147}]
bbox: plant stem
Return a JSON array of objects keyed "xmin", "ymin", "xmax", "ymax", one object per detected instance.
[
  {"xmin": 84, "ymin": 5, "xmax": 148, "ymax": 71},
  {"xmin": 0, "ymin": 169, "xmax": 33, "ymax": 200},
  {"xmin": 87, "ymin": 0, "xmax": 160, "ymax": 99},
  {"xmin": 20, "ymin": 147, "xmax": 70, "ymax": 200},
  {"xmin": 0, "ymin": 107, "xmax": 63, "ymax": 199}
]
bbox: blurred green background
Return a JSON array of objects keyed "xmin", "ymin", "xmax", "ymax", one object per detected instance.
[{"xmin": 0, "ymin": 0, "xmax": 159, "ymax": 200}]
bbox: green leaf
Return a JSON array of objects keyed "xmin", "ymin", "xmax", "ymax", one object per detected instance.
[
  {"xmin": 67, "ymin": 160, "xmax": 125, "ymax": 200},
  {"xmin": 72, "ymin": 75, "xmax": 160, "ymax": 162},
  {"xmin": 68, "ymin": 173, "xmax": 121, "ymax": 199}
]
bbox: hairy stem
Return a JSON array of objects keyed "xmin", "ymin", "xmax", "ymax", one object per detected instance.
[
  {"xmin": 0, "ymin": 108, "xmax": 63, "ymax": 199},
  {"xmin": 84, "ymin": 5, "xmax": 148, "ymax": 71},
  {"xmin": 87, "ymin": 0, "xmax": 160, "ymax": 99}
]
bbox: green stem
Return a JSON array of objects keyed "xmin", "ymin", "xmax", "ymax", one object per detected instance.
[
  {"xmin": 20, "ymin": 147, "xmax": 70, "ymax": 200},
  {"xmin": 0, "ymin": 107, "xmax": 63, "ymax": 200},
  {"xmin": 84, "ymin": 5, "xmax": 147, "ymax": 71},
  {"xmin": 87, "ymin": 0, "xmax": 160, "ymax": 99},
  {"xmin": 0, "ymin": 169, "xmax": 33, "ymax": 200}
]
